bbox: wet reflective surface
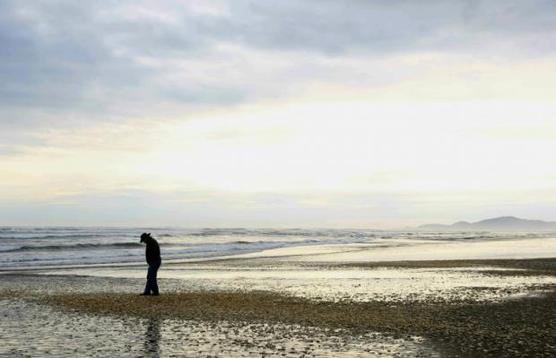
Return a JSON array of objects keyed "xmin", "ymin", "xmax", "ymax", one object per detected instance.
[
  {"xmin": 42, "ymin": 264, "xmax": 556, "ymax": 303},
  {"xmin": 0, "ymin": 299, "xmax": 439, "ymax": 357}
]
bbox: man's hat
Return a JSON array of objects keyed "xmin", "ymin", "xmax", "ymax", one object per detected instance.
[{"xmin": 140, "ymin": 232, "xmax": 151, "ymax": 242}]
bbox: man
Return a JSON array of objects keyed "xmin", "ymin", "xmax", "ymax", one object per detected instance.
[{"xmin": 140, "ymin": 232, "xmax": 161, "ymax": 296}]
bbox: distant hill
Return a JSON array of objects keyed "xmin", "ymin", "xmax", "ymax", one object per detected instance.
[{"xmin": 418, "ymin": 216, "xmax": 556, "ymax": 232}]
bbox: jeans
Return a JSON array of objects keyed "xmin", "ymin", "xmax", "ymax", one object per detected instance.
[{"xmin": 144, "ymin": 260, "xmax": 161, "ymax": 295}]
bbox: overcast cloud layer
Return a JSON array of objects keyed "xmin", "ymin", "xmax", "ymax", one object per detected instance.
[
  {"xmin": 3, "ymin": 1, "xmax": 556, "ymax": 126},
  {"xmin": 1, "ymin": 0, "xmax": 556, "ymax": 227}
]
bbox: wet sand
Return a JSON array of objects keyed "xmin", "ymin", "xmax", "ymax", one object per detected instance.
[
  {"xmin": 1, "ymin": 258, "xmax": 555, "ymax": 357},
  {"xmin": 1, "ymin": 299, "xmax": 436, "ymax": 357},
  {"xmin": 42, "ymin": 289, "xmax": 556, "ymax": 357}
]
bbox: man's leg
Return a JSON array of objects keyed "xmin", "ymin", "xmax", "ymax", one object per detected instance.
[
  {"xmin": 144, "ymin": 265, "xmax": 154, "ymax": 295},
  {"xmin": 151, "ymin": 262, "xmax": 160, "ymax": 295}
]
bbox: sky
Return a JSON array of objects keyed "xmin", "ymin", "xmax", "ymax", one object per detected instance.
[{"xmin": 1, "ymin": 0, "xmax": 556, "ymax": 228}]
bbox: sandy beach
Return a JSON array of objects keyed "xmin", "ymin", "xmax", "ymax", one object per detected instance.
[{"xmin": 2, "ymin": 251, "xmax": 555, "ymax": 357}]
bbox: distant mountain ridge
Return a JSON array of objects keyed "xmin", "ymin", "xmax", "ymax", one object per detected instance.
[{"xmin": 419, "ymin": 216, "xmax": 556, "ymax": 232}]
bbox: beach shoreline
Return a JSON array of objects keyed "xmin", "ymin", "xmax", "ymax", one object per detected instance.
[{"xmin": 1, "ymin": 257, "xmax": 555, "ymax": 356}]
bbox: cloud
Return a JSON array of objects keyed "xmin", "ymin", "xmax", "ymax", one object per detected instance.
[
  {"xmin": 4, "ymin": 100, "xmax": 556, "ymax": 200},
  {"xmin": 2, "ymin": 1, "xmax": 556, "ymax": 226},
  {"xmin": 2, "ymin": 187, "xmax": 556, "ymax": 227},
  {"xmin": 2, "ymin": 0, "xmax": 556, "ymax": 131}
]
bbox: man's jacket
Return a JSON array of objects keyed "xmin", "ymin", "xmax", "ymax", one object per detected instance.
[{"xmin": 145, "ymin": 238, "xmax": 161, "ymax": 265}]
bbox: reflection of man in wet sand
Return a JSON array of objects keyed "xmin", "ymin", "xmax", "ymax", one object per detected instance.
[
  {"xmin": 143, "ymin": 319, "xmax": 161, "ymax": 356},
  {"xmin": 140, "ymin": 233, "xmax": 161, "ymax": 296}
]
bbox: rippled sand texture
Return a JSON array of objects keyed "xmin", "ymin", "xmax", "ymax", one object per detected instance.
[{"xmin": 0, "ymin": 299, "xmax": 438, "ymax": 357}]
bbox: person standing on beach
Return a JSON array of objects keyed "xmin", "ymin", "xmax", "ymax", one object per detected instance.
[{"xmin": 140, "ymin": 233, "xmax": 161, "ymax": 296}]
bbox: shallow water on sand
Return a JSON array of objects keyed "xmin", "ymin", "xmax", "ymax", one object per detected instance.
[
  {"xmin": 42, "ymin": 264, "xmax": 556, "ymax": 303},
  {"xmin": 0, "ymin": 299, "xmax": 439, "ymax": 357}
]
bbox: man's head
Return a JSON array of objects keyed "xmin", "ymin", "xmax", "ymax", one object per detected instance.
[{"xmin": 140, "ymin": 232, "xmax": 152, "ymax": 243}]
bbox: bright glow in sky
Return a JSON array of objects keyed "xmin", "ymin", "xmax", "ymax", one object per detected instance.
[{"xmin": 1, "ymin": 1, "xmax": 556, "ymax": 227}]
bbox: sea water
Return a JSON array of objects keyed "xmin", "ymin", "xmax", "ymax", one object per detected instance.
[{"xmin": 0, "ymin": 227, "xmax": 554, "ymax": 269}]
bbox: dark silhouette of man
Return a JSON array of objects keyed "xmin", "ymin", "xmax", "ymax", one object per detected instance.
[{"xmin": 140, "ymin": 232, "xmax": 161, "ymax": 296}]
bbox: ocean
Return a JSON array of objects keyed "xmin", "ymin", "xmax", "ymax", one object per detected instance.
[
  {"xmin": 0, "ymin": 227, "xmax": 382, "ymax": 269},
  {"xmin": 0, "ymin": 227, "xmax": 553, "ymax": 270}
]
